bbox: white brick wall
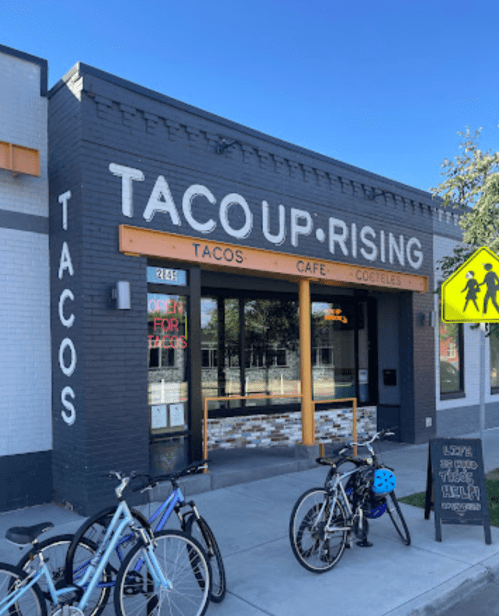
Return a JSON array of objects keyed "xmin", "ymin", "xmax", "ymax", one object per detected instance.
[
  {"xmin": 0, "ymin": 49, "xmax": 51, "ymax": 457},
  {"xmin": 433, "ymin": 235, "xmax": 495, "ymax": 410},
  {"xmin": 0, "ymin": 52, "xmax": 48, "ymax": 217},
  {"xmin": 0, "ymin": 227, "xmax": 51, "ymax": 456}
]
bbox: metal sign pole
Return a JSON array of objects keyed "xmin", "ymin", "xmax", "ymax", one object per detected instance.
[{"xmin": 479, "ymin": 322, "xmax": 486, "ymax": 451}]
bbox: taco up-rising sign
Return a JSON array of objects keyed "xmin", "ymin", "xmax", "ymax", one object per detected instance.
[{"xmin": 110, "ymin": 163, "xmax": 425, "ymax": 272}]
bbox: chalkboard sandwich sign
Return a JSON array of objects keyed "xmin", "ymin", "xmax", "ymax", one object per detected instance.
[{"xmin": 424, "ymin": 438, "xmax": 491, "ymax": 544}]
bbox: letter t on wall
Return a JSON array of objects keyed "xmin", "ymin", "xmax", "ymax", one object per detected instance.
[
  {"xmin": 109, "ymin": 163, "xmax": 145, "ymax": 217},
  {"xmin": 58, "ymin": 191, "xmax": 71, "ymax": 230}
]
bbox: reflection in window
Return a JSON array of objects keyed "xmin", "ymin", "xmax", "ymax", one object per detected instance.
[
  {"xmin": 201, "ymin": 297, "xmax": 300, "ymax": 411},
  {"xmin": 490, "ymin": 324, "xmax": 499, "ymax": 391},
  {"xmin": 439, "ymin": 321, "xmax": 463, "ymax": 394},
  {"xmin": 311, "ymin": 301, "xmax": 368, "ymax": 403}
]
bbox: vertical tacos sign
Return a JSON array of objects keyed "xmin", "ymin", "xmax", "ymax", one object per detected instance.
[{"xmin": 57, "ymin": 190, "xmax": 77, "ymax": 425}]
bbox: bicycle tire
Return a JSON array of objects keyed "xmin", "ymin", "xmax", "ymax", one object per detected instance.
[
  {"xmin": 386, "ymin": 492, "xmax": 411, "ymax": 545},
  {"xmin": 289, "ymin": 487, "xmax": 348, "ymax": 573},
  {"xmin": 184, "ymin": 514, "xmax": 226, "ymax": 603},
  {"xmin": 65, "ymin": 506, "xmax": 151, "ymax": 583},
  {"xmin": 17, "ymin": 533, "xmax": 112, "ymax": 616},
  {"xmin": 0, "ymin": 561, "xmax": 47, "ymax": 616},
  {"xmin": 114, "ymin": 529, "xmax": 211, "ymax": 616}
]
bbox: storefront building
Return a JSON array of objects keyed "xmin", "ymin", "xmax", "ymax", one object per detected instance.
[
  {"xmin": 0, "ymin": 44, "xmax": 51, "ymax": 511},
  {"xmin": 46, "ymin": 62, "xmax": 448, "ymax": 514}
]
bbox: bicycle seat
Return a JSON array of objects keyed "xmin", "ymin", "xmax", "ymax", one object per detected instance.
[
  {"xmin": 5, "ymin": 522, "xmax": 54, "ymax": 545},
  {"xmin": 316, "ymin": 456, "xmax": 342, "ymax": 467}
]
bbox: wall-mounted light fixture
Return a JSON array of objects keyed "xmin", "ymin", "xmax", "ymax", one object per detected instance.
[
  {"xmin": 112, "ymin": 281, "xmax": 131, "ymax": 310},
  {"xmin": 215, "ymin": 138, "xmax": 242, "ymax": 154},
  {"xmin": 367, "ymin": 188, "xmax": 387, "ymax": 201}
]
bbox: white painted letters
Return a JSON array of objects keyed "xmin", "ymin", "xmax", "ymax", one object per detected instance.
[
  {"xmin": 61, "ymin": 386, "xmax": 76, "ymax": 426},
  {"xmin": 262, "ymin": 201, "xmax": 286, "ymax": 246},
  {"xmin": 220, "ymin": 193, "xmax": 253, "ymax": 239},
  {"xmin": 143, "ymin": 176, "xmax": 181, "ymax": 225},
  {"xmin": 58, "ymin": 288, "xmax": 75, "ymax": 328},
  {"xmin": 182, "ymin": 185, "xmax": 216, "ymax": 233},
  {"xmin": 109, "ymin": 162, "xmax": 426, "ymax": 271},
  {"xmin": 290, "ymin": 208, "xmax": 312, "ymax": 247},
  {"xmin": 58, "ymin": 242, "xmax": 74, "ymax": 279},
  {"xmin": 109, "ymin": 163, "xmax": 145, "ymax": 218},
  {"xmin": 57, "ymin": 191, "xmax": 77, "ymax": 426}
]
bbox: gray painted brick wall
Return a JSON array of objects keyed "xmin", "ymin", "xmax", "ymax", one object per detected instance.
[{"xmin": 49, "ymin": 62, "xmax": 442, "ymax": 512}]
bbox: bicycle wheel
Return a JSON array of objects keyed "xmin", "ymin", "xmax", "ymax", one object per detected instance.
[
  {"xmin": 114, "ymin": 529, "xmax": 211, "ymax": 616},
  {"xmin": 65, "ymin": 506, "xmax": 150, "ymax": 583},
  {"xmin": 17, "ymin": 534, "xmax": 111, "ymax": 616},
  {"xmin": 289, "ymin": 487, "xmax": 348, "ymax": 573},
  {"xmin": 0, "ymin": 562, "xmax": 47, "ymax": 616},
  {"xmin": 386, "ymin": 492, "xmax": 411, "ymax": 545},
  {"xmin": 184, "ymin": 514, "xmax": 226, "ymax": 603}
]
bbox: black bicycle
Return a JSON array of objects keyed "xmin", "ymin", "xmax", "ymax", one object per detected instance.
[{"xmin": 289, "ymin": 429, "xmax": 410, "ymax": 573}]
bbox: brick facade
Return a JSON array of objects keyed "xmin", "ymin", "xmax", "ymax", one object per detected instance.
[{"xmin": 0, "ymin": 45, "xmax": 51, "ymax": 511}]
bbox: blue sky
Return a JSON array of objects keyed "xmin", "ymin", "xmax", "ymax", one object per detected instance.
[{"xmin": 2, "ymin": 0, "xmax": 498, "ymax": 193}]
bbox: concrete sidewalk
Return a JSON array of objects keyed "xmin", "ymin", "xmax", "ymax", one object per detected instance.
[{"xmin": 3, "ymin": 428, "xmax": 499, "ymax": 616}]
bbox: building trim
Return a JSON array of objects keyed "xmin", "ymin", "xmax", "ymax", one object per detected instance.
[
  {"xmin": 0, "ymin": 209, "xmax": 49, "ymax": 234},
  {"xmin": 120, "ymin": 225, "xmax": 429, "ymax": 292}
]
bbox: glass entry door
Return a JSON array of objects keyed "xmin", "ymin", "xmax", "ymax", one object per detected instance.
[
  {"xmin": 311, "ymin": 299, "xmax": 370, "ymax": 403},
  {"xmin": 147, "ymin": 265, "xmax": 190, "ymax": 473}
]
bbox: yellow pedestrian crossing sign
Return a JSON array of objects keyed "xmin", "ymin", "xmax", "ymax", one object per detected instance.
[{"xmin": 442, "ymin": 247, "xmax": 499, "ymax": 322}]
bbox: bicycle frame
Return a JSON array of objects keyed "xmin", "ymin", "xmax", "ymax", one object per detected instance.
[
  {"xmin": 107, "ymin": 485, "xmax": 184, "ymax": 568},
  {"xmin": 316, "ymin": 467, "xmax": 364, "ymax": 535},
  {"xmin": 1, "ymin": 499, "xmax": 172, "ymax": 616}
]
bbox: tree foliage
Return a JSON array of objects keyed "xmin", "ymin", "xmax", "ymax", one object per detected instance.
[{"xmin": 431, "ymin": 126, "xmax": 499, "ymax": 281}]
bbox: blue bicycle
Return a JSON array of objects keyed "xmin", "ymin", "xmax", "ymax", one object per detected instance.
[
  {"xmin": 19, "ymin": 460, "xmax": 225, "ymax": 606},
  {"xmin": 3, "ymin": 471, "xmax": 211, "ymax": 616}
]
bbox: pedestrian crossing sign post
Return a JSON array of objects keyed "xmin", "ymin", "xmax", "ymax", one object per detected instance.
[{"xmin": 441, "ymin": 247, "xmax": 499, "ymax": 323}]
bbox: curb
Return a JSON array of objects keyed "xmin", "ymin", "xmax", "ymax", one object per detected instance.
[{"xmin": 386, "ymin": 551, "xmax": 499, "ymax": 616}]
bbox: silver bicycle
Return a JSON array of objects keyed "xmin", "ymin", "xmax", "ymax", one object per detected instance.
[{"xmin": 289, "ymin": 429, "xmax": 410, "ymax": 573}]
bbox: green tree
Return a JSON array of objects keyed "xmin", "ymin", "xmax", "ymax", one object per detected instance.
[{"xmin": 431, "ymin": 126, "xmax": 499, "ymax": 280}]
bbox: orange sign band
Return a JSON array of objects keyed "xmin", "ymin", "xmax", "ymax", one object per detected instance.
[{"xmin": 119, "ymin": 225, "xmax": 428, "ymax": 292}]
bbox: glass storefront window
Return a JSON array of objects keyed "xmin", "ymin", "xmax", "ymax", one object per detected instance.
[
  {"xmin": 490, "ymin": 324, "xmax": 499, "ymax": 391},
  {"xmin": 244, "ymin": 299, "xmax": 300, "ymax": 408},
  {"xmin": 311, "ymin": 300, "xmax": 368, "ymax": 402},
  {"xmin": 147, "ymin": 293, "xmax": 188, "ymax": 434},
  {"xmin": 201, "ymin": 297, "xmax": 242, "ymax": 404},
  {"xmin": 201, "ymin": 296, "xmax": 300, "ymax": 412},
  {"xmin": 439, "ymin": 321, "xmax": 463, "ymax": 394}
]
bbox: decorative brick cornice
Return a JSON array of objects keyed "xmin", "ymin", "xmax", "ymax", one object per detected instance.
[
  {"xmin": 241, "ymin": 144, "xmax": 255, "ymax": 164},
  {"xmin": 302, "ymin": 165, "xmax": 314, "ymax": 183},
  {"xmin": 273, "ymin": 155, "xmax": 285, "ymax": 174},
  {"xmin": 185, "ymin": 126, "xmax": 200, "ymax": 144},
  {"xmin": 165, "ymin": 119, "xmax": 180, "ymax": 141},
  {"xmin": 143, "ymin": 112, "xmax": 159, "ymax": 135},
  {"xmin": 315, "ymin": 169, "xmax": 327, "ymax": 187},
  {"xmin": 287, "ymin": 159, "xmax": 299, "ymax": 178},
  {"xmin": 119, "ymin": 103, "xmax": 135, "ymax": 127},
  {"xmin": 94, "ymin": 95, "xmax": 112, "ymax": 118},
  {"xmin": 257, "ymin": 149, "xmax": 270, "ymax": 169},
  {"xmin": 85, "ymin": 91, "xmax": 459, "ymax": 225}
]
